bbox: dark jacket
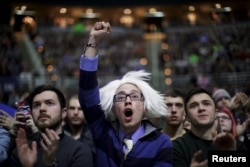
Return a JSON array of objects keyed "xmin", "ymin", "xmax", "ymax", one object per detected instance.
[
  {"xmin": 173, "ymin": 131, "xmax": 247, "ymax": 167},
  {"xmin": 63, "ymin": 123, "xmax": 96, "ymax": 155},
  {"xmin": 9, "ymin": 132, "xmax": 93, "ymax": 167},
  {"xmin": 79, "ymin": 56, "xmax": 173, "ymax": 167}
]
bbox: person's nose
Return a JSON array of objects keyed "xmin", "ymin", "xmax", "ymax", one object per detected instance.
[
  {"xmin": 172, "ymin": 105, "xmax": 177, "ymax": 112},
  {"xmin": 73, "ymin": 108, "xmax": 79, "ymax": 114},
  {"xmin": 197, "ymin": 103, "xmax": 205, "ymax": 112},
  {"xmin": 170, "ymin": 108, "xmax": 177, "ymax": 115},
  {"xmin": 39, "ymin": 103, "xmax": 46, "ymax": 112},
  {"xmin": 125, "ymin": 95, "xmax": 132, "ymax": 103}
]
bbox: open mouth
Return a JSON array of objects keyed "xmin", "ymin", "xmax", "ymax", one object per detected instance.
[{"xmin": 124, "ymin": 109, "xmax": 133, "ymax": 117}]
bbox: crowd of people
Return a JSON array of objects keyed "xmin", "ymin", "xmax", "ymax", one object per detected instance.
[
  {"xmin": 0, "ymin": 21, "xmax": 250, "ymax": 167},
  {"xmin": 0, "ymin": 27, "xmax": 24, "ymax": 77},
  {"xmin": 0, "ymin": 26, "xmax": 27, "ymax": 107},
  {"xmin": 39, "ymin": 22, "xmax": 250, "ymax": 78},
  {"xmin": 1, "ymin": 20, "xmax": 250, "ymax": 108},
  {"xmin": 164, "ymin": 22, "xmax": 250, "ymax": 94},
  {"xmin": 34, "ymin": 27, "xmax": 145, "ymax": 77}
]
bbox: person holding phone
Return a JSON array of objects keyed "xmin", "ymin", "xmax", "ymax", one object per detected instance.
[{"xmin": 9, "ymin": 85, "xmax": 93, "ymax": 167}]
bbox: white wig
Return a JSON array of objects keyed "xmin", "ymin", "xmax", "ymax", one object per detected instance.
[{"xmin": 99, "ymin": 70, "xmax": 169, "ymax": 121}]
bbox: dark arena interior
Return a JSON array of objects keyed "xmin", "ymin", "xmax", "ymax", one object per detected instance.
[{"xmin": 1, "ymin": 0, "xmax": 250, "ymax": 105}]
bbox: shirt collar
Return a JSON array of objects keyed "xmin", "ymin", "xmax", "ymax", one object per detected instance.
[{"xmin": 119, "ymin": 125, "xmax": 145, "ymax": 144}]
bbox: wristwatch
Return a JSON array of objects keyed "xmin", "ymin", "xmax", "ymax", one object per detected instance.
[{"xmin": 83, "ymin": 43, "xmax": 97, "ymax": 54}]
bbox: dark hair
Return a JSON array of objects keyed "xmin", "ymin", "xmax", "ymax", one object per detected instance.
[
  {"xmin": 165, "ymin": 88, "xmax": 185, "ymax": 99},
  {"xmin": 184, "ymin": 87, "xmax": 215, "ymax": 112},
  {"xmin": 27, "ymin": 85, "xmax": 66, "ymax": 109}
]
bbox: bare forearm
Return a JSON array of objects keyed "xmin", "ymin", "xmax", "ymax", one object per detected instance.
[{"xmin": 83, "ymin": 35, "xmax": 98, "ymax": 58}]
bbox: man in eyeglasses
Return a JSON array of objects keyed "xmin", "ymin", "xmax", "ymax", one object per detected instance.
[{"xmin": 78, "ymin": 21, "xmax": 173, "ymax": 167}]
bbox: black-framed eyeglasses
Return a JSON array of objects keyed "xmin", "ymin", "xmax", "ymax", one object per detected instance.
[
  {"xmin": 215, "ymin": 115, "xmax": 231, "ymax": 121},
  {"xmin": 113, "ymin": 93, "xmax": 143, "ymax": 102}
]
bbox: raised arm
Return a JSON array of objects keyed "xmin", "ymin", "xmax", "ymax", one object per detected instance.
[
  {"xmin": 78, "ymin": 21, "xmax": 111, "ymax": 139},
  {"xmin": 82, "ymin": 21, "xmax": 111, "ymax": 58}
]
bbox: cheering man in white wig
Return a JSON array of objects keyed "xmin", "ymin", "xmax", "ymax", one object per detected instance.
[{"xmin": 79, "ymin": 21, "xmax": 173, "ymax": 167}]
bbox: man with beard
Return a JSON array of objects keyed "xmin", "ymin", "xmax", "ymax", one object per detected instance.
[
  {"xmin": 162, "ymin": 89, "xmax": 188, "ymax": 140},
  {"xmin": 63, "ymin": 95, "xmax": 96, "ymax": 160},
  {"xmin": 78, "ymin": 21, "xmax": 173, "ymax": 167},
  {"xmin": 9, "ymin": 85, "xmax": 93, "ymax": 167},
  {"xmin": 173, "ymin": 87, "xmax": 240, "ymax": 167}
]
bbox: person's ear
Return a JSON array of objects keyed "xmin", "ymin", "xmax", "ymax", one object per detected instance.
[
  {"xmin": 185, "ymin": 112, "xmax": 191, "ymax": 122},
  {"xmin": 183, "ymin": 111, "xmax": 186, "ymax": 121},
  {"xmin": 62, "ymin": 108, "xmax": 67, "ymax": 119}
]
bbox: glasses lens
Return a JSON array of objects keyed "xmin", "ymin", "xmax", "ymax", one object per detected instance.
[
  {"xmin": 114, "ymin": 93, "xmax": 142, "ymax": 102},
  {"xmin": 130, "ymin": 93, "xmax": 141, "ymax": 101},
  {"xmin": 216, "ymin": 116, "xmax": 230, "ymax": 120},
  {"xmin": 115, "ymin": 94, "xmax": 126, "ymax": 102}
]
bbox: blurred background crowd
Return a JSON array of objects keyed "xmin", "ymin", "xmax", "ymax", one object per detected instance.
[{"xmin": 0, "ymin": 0, "xmax": 250, "ymax": 108}]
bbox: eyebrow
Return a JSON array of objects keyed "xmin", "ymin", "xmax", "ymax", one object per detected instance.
[
  {"xmin": 191, "ymin": 99, "xmax": 211, "ymax": 104},
  {"xmin": 166, "ymin": 102, "xmax": 183, "ymax": 105},
  {"xmin": 202, "ymin": 100, "xmax": 212, "ymax": 103},
  {"xmin": 33, "ymin": 99, "xmax": 55, "ymax": 104},
  {"xmin": 116, "ymin": 90, "xmax": 140, "ymax": 94},
  {"xmin": 69, "ymin": 106, "xmax": 81, "ymax": 109},
  {"xmin": 188, "ymin": 101, "xmax": 198, "ymax": 106}
]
